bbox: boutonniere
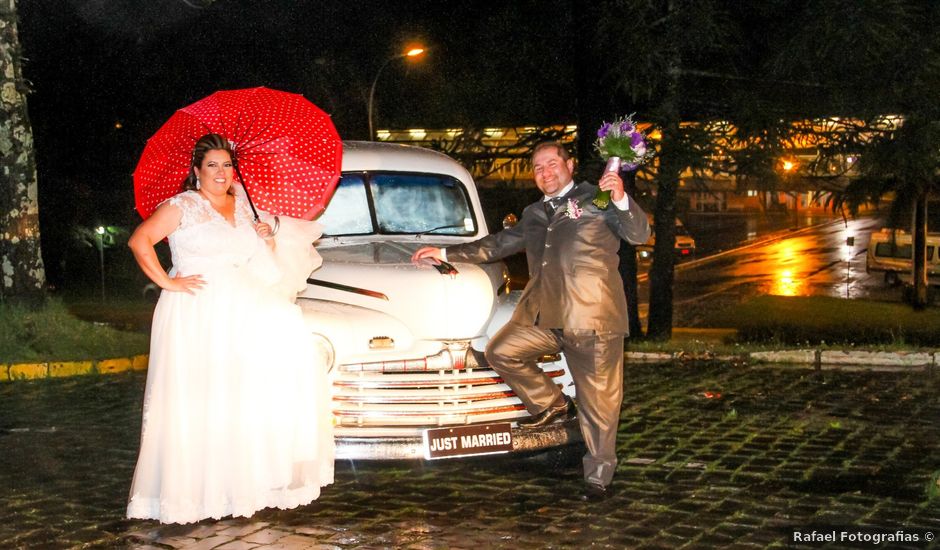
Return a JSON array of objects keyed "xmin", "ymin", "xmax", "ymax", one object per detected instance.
[{"xmin": 564, "ymin": 198, "xmax": 584, "ymax": 219}]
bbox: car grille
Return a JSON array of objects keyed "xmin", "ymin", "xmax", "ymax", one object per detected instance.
[{"xmin": 332, "ymin": 343, "xmax": 565, "ymax": 435}]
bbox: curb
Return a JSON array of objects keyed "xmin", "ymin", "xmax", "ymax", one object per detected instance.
[
  {"xmin": 3, "ymin": 347, "xmax": 937, "ymax": 383},
  {"xmin": 0, "ymin": 354, "xmax": 149, "ymax": 382},
  {"xmin": 627, "ymin": 349, "xmax": 939, "ymax": 371}
]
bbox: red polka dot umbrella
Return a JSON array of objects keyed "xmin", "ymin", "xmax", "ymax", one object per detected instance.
[{"xmin": 133, "ymin": 87, "xmax": 342, "ymax": 220}]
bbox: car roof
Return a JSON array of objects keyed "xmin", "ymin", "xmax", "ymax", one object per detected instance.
[{"xmin": 341, "ymin": 141, "xmax": 473, "ymax": 182}]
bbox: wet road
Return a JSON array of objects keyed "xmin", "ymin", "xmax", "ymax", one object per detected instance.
[
  {"xmin": 638, "ymin": 217, "xmax": 895, "ymax": 324},
  {"xmin": 2, "ymin": 365, "xmax": 938, "ymax": 548},
  {"xmin": 676, "ymin": 217, "xmax": 883, "ymax": 299},
  {"xmin": 683, "ymin": 211, "xmax": 849, "ymax": 257}
]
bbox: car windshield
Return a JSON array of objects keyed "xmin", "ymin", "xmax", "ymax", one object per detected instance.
[{"xmin": 319, "ymin": 172, "xmax": 477, "ymax": 237}]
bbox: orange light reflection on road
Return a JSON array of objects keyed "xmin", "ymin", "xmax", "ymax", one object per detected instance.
[
  {"xmin": 771, "ymin": 239, "xmax": 805, "ymax": 296},
  {"xmin": 771, "ymin": 269, "xmax": 801, "ymax": 296},
  {"xmin": 733, "ymin": 238, "xmax": 814, "ymax": 296}
]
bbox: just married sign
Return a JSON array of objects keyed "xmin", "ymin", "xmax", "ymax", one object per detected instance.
[{"xmin": 422, "ymin": 423, "xmax": 514, "ymax": 460}]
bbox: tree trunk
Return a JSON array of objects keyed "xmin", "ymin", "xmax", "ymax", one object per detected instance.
[
  {"xmin": 571, "ymin": 0, "xmax": 605, "ymax": 172},
  {"xmin": 0, "ymin": 0, "xmax": 46, "ymax": 306},
  {"xmin": 619, "ymin": 171, "xmax": 642, "ymax": 338},
  {"xmin": 646, "ymin": 145, "xmax": 679, "ymax": 340},
  {"xmin": 645, "ymin": 0, "xmax": 681, "ymax": 341},
  {"xmin": 618, "ymin": 239, "xmax": 642, "ymax": 339},
  {"xmin": 910, "ymin": 189, "xmax": 928, "ymax": 309}
]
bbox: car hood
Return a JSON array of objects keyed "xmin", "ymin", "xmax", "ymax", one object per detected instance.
[{"xmin": 299, "ymin": 241, "xmax": 501, "ymax": 340}]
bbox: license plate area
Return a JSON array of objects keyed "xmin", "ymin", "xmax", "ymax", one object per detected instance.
[{"xmin": 422, "ymin": 422, "xmax": 513, "ymax": 460}]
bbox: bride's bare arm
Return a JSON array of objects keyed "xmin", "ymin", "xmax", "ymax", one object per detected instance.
[{"xmin": 128, "ymin": 203, "xmax": 205, "ymax": 294}]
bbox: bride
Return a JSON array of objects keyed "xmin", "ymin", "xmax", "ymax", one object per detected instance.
[{"xmin": 126, "ymin": 133, "xmax": 333, "ymax": 524}]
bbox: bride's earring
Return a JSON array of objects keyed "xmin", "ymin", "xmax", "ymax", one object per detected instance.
[{"xmin": 196, "ymin": 177, "xmax": 201, "ymax": 190}]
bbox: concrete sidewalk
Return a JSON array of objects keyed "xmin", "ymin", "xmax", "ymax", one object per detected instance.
[{"xmin": 645, "ymin": 328, "xmax": 940, "ymax": 370}]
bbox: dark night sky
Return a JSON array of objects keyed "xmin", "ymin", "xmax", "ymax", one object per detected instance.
[
  {"xmin": 19, "ymin": 0, "xmax": 576, "ymax": 194},
  {"xmin": 17, "ymin": 0, "xmax": 580, "ymax": 287}
]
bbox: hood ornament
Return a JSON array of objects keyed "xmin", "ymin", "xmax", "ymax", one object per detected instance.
[{"xmin": 433, "ymin": 261, "xmax": 459, "ymax": 279}]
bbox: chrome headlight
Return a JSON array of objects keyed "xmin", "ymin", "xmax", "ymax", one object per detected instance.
[{"xmin": 310, "ymin": 332, "xmax": 335, "ymax": 372}]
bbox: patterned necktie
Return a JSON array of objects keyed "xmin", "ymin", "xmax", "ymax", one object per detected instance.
[{"xmin": 544, "ymin": 196, "xmax": 563, "ymax": 217}]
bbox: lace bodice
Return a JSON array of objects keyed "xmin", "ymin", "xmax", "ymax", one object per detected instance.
[
  {"xmin": 168, "ymin": 189, "xmax": 255, "ymax": 230},
  {"xmin": 164, "ymin": 190, "xmax": 275, "ymax": 282}
]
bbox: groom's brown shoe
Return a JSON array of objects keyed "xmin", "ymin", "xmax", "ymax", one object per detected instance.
[{"xmin": 517, "ymin": 395, "xmax": 575, "ymax": 429}]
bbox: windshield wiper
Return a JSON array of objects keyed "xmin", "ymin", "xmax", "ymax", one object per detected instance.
[{"xmin": 416, "ymin": 224, "xmax": 466, "ymax": 236}]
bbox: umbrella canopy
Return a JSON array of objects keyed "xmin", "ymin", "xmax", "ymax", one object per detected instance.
[{"xmin": 134, "ymin": 87, "xmax": 342, "ymax": 219}]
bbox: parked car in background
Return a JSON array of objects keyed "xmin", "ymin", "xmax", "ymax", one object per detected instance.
[
  {"xmin": 637, "ymin": 215, "xmax": 696, "ymax": 260},
  {"xmin": 866, "ymin": 227, "xmax": 940, "ymax": 285},
  {"xmin": 298, "ymin": 141, "xmax": 579, "ymax": 461}
]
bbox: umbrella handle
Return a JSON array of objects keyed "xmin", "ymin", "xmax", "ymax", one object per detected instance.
[{"xmin": 232, "ymin": 162, "xmax": 260, "ymax": 222}]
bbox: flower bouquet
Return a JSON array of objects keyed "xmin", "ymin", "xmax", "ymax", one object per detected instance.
[{"xmin": 593, "ymin": 114, "xmax": 653, "ymax": 209}]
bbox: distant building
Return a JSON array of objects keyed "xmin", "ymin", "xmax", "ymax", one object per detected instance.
[
  {"xmin": 376, "ymin": 118, "xmax": 879, "ymax": 214},
  {"xmin": 376, "ymin": 125, "xmax": 578, "ymax": 188}
]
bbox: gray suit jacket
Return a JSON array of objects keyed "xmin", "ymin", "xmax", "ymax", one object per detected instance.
[{"xmin": 447, "ymin": 182, "xmax": 650, "ymax": 334}]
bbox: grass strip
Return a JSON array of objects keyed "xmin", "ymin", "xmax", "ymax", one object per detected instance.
[
  {"xmin": 0, "ymin": 299, "xmax": 149, "ymax": 363},
  {"xmin": 704, "ymin": 295, "xmax": 940, "ymax": 347}
]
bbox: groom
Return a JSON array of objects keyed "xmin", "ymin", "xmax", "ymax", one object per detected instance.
[{"xmin": 412, "ymin": 141, "xmax": 650, "ymax": 498}]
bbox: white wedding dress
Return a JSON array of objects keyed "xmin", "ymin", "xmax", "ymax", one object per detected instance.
[{"xmin": 127, "ymin": 188, "xmax": 334, "ymax": 524}]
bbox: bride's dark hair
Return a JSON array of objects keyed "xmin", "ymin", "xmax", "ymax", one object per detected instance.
[{"xmin": 181, "ymin": 134, "xmax": 237, "ymax": 192}]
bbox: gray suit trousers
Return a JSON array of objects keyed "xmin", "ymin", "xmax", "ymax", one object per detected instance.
[{"xmin": 485, "ymin": 322, "xmax": 625, "ymax": 486}]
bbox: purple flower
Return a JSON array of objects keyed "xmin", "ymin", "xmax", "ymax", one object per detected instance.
[
  {"xmin": 619, "ymin": 120, "xmax": 634, "ymax": 134},
  {"xmin": 597, "ymin": 122, "xmax": 612, "ymax": 138},
  {"xmin": 631, "ymin": 131, "xmax": 645, "ymax": 148}
]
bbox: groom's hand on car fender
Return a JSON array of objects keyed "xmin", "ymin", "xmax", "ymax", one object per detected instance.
[{"xmin": 412, "ymin": 247, "xmax": 443, "ymax": 267}]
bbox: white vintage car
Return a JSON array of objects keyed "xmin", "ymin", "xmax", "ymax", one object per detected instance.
[{"xmin": 297, "ymin": 141, "xmax": 580, "ymax": 460}]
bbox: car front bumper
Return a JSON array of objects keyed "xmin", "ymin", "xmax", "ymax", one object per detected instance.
[{"xmin": 335, "ymin": 417, "xmax": 583, "ymax": 460}]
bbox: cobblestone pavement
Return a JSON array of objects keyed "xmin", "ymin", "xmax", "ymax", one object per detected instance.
[{"xmin": 2, "ymin": 364, "xmax": 939, "ymax": 549}]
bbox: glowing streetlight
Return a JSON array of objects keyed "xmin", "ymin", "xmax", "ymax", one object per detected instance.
[
  {"xmin": 95, "ymin": 226, "xmax": 106, "ymax": 302},
  {"xmin": 368, "ymin": 46, "xmax": 426, "ymax": 141}
]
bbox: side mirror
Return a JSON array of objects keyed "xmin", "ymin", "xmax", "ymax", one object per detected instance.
[{"xmin": 502, "ymin": 213, "xmax": 518, "ymax": 230}]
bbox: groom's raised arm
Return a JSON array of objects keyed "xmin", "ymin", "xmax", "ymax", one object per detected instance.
[
  {"xmin": 607, "ymin": 198, "xmax": 651, "ymax": 245},
  {"xmin": 596, "ymin": 170, "xmax": 651, "ymax": 245}
]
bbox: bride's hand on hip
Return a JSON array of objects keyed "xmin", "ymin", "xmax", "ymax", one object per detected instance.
[{"xmin": 165, "ymin": 273, "xmax": 205, "ymax": 294}]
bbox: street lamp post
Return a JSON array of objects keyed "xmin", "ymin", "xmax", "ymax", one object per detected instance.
[
  {"xmin": 95, "ymin": 226, "xmax": 106, "ymax": 302},
  {"xmin": 844, "ymin": 235, "xmax": 855, "ymax": 299},
  {"xmin": 368, "ymin": 47, "xmax": 425, "ymax": 141}
]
